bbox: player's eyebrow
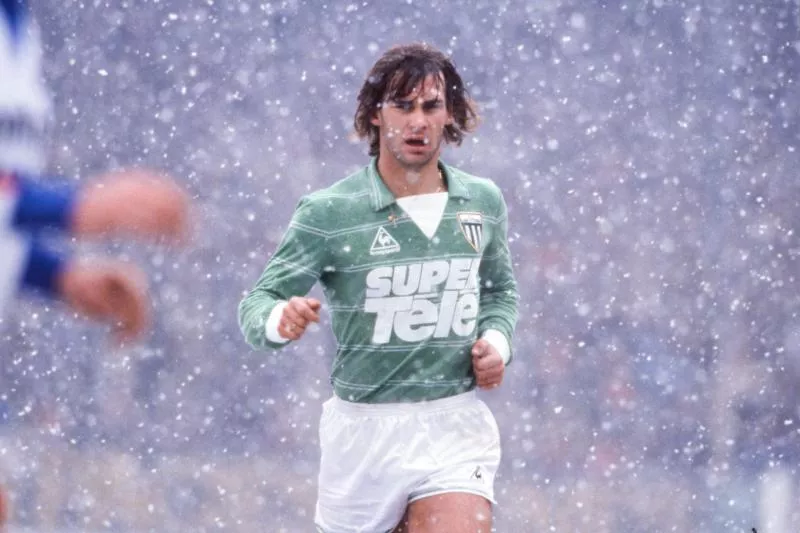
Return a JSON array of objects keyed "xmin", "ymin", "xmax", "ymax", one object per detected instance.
[{"xmin": 389, "ymin": 95, "xmax": 444, "ymax": 106}]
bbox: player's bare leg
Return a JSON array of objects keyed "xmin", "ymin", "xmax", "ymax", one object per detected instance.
[{"xmin": 392, "ymin": 493, "xmax": 492, "ymax": 533}]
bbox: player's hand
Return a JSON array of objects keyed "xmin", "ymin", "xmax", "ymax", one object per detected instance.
[
  {"xmin": 72, "ymin": 168, "xmax": 190, "ymax": 242},
  {"xmin": 57, "ymin": 260, "xmax": 149, "ymax": 344},
  {"xmin": 278, "ymin": 296, "xmax": 322, "ymax": 341},
  {"xmin": 472, "ymin": 338, "xmax": 505, "ymax": 389}
]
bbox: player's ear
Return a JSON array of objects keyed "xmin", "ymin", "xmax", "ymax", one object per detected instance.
[
  {"xmin": 370, "ymin": 109, "xmax": 382, "ymax": 127},
  {"xmin": 370, "ymin": 100, "xmax": 386, "ymax": 127}
]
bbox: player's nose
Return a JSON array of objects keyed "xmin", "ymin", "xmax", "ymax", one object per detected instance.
[{"xmin": 407, "ymin": 109, "xmax": 427, "ymax": 131}]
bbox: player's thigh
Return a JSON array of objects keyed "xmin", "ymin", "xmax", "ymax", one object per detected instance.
[{"xmin": 399, "ymin": 492, "xmax": 493, "ymax": 533}]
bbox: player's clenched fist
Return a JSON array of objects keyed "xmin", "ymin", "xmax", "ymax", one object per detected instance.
[
  {"xmin": 278, "ymin": 296, "xmax": 322, "ymax": 340},
  {"xmin": 57, "ymin": 260, "xmax": 149, "ymax": 344},
  {"xmin": 471, "ymin": 338, "xmax": 506, "ymax": 389}
]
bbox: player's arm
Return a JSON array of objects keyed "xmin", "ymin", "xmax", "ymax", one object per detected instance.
[
  {"xmin": 238, "ymin": 197, "xmax": 328, "ymax": 350},
  {"xmin": 16, "ymin": 239, "xmax": 149, "ymax": 342},
  {"xmin": 11, "ymin": 169, "xmax": 188, "ymax": 240},
  {"xmin": 476, "ymin": 185, "xmax": 519, "ymax": 365}
]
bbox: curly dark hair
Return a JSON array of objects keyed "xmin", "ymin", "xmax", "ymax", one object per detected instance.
[{"xmin": 354, "ymin": 43, "xmax": 479, "ymax": 157}]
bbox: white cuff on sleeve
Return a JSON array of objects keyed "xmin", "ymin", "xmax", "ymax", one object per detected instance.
[
  {"xmin": 265, "ymin": 301, "xmax": 291, "ymax": 344},
  {"xmin": 482, "ymin": 329, "xmax": 511, "ymax": 365}
]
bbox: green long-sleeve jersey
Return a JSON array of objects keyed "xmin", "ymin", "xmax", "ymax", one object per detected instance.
[{"xmin": 238, "ymin": 158, "xmax": 519, "ymax": 403}]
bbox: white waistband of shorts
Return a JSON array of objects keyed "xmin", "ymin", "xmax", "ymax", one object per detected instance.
[{"xmin": 328, "ymin": 390, "xmax": 478, "ymax": 416}]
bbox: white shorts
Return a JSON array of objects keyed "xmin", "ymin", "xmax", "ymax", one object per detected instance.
[{"xmin": 314, "ymin": 390, "xmax": 501, "ymax": 533}]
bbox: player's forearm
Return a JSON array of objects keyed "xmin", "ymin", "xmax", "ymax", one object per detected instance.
[
  {"xmin": 238, "ymin": 288, "xmax": 290, "ymax": 350},
  {"xmin": 478, "ymin": 190, "xmax": 519, "ymax": 362},
  {"xmin": 478, "ymin": 265, "xmax": 519, "ymax": 364},
  {"xmin": 478, "ymin": 256, "xmax": 518, "ymax": 354},
  {"xmin": 478, "ymin": 290, "xmax": 518, "ymax": 348}
]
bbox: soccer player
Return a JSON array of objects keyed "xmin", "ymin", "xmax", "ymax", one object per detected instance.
[
  {"xmin": 0, "ymin": 0, "xmax": 189, "ymax": 341},
  {"xmin": 239, "ymin": 43, "xmax": 518, "ymax": 532}
]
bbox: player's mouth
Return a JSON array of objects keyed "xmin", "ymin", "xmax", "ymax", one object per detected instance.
[{"xmin": 404, "ymin": 137, "xmax": 430, "ymax": 149}]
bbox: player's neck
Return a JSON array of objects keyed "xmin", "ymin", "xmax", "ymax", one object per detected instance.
[{"xmin": 376, "ymin": 154, "xmax": 446, "ymax": 198}]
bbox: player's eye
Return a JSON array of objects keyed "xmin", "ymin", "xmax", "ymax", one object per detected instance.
[
  {"xmin": 423, "ymin": 100, "xmax": 444, "ymax": 111},
  {"xmin": 392, "ymin": 100, "xmax": 414, "ymax": 112}
]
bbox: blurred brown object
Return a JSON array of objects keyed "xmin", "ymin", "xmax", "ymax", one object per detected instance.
[
  {"xmin": 72, "ymin": 168, "xmax": 191, "ymax": 243},
  {"xmin": 0, "ymin": 484, "xmax": 9, "ymax": 529},
  {"xmin": 58, "ymin": 260, "xmax": 150, "ymax": 344}
]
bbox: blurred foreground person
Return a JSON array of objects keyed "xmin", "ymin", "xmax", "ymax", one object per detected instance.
[
  {"xmin": 0, "ymin": 0, "xmax": 189, "ymax": 342},
  {"xmin": 240, "ymin": 43, "xmax": 518, "ymax": 533}
]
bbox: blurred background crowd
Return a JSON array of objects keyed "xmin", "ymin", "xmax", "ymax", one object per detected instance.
[{"xmin": 1, "ymin": 1, "xmax": 800, "ymax": 531}]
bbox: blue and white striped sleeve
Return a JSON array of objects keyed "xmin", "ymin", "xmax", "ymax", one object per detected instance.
[
  {"xmin": 0, "ymin": 174, "xmax": 74, "ymax": 302},
  {"xmin": 12, "ymin": 175, "xmax": 76, "ymax": 231}
]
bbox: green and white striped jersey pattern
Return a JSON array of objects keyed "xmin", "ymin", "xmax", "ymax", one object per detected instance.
[{"xmin": 239, "ymin": 158, "xmax": 518, "ymax": 403}]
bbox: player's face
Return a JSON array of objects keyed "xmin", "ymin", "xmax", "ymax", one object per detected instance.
[{"xmin": 371, "ymin": 74, "xmax": 453, "ymax": 171}]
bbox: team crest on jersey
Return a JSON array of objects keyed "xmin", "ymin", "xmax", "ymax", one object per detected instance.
[
  {"xmin": 370, "ymin": 226, "xmax": 401, "ymax": 255},
  {"xmin": 457, "ymin": 212, "xmax": 483, "ymax": 252}
]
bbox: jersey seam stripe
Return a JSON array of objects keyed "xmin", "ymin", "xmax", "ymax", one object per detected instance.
[
  {"xmin": 311, "ymin": 190, "xmax": 371, "ymax": 200},
  {"xmin": 336, "ymin": 342, "xmax": 470, "ymax": 350},
  {"xmin": 289, "ymin": 221, "xmax": 330, "ymax": 237},
  {"xmin": 291, "ymin": 220, "xmax": 391, "ymax": 238},
  {"xmin": 369, "ymin": 171, "xmax": 380, "ymax": 207},
  {"xmin": 291, "ymin": 214, "xmax": 502, "ymax": 239},
  {"xmin": 336, "ymin": 254, "xmax": 480, "ymax": 272},
  {"xmin": 481, "ymin": 250, "xmax": 506, "ymax": 260},
  {"xmin": 333, "ymin": 379, "xmax": 472, "ymax": 389},
  {"xmin": 326, "ymin": 220, "xmax": 398, "ymax": 236},
  {"xmin": 271, "ymin": 257, "xmax": 320, "ymax": 277},
  {"xmin": 333, "ymin": 382, "xmax": 472, "ymax": 390},
  {"xmin": 328, "ymin": 294, "xmax": 474, "ymax": 311},
  {"xmin": 321, "ymin": 214, "xmax": 500, "ymax": 236}
]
